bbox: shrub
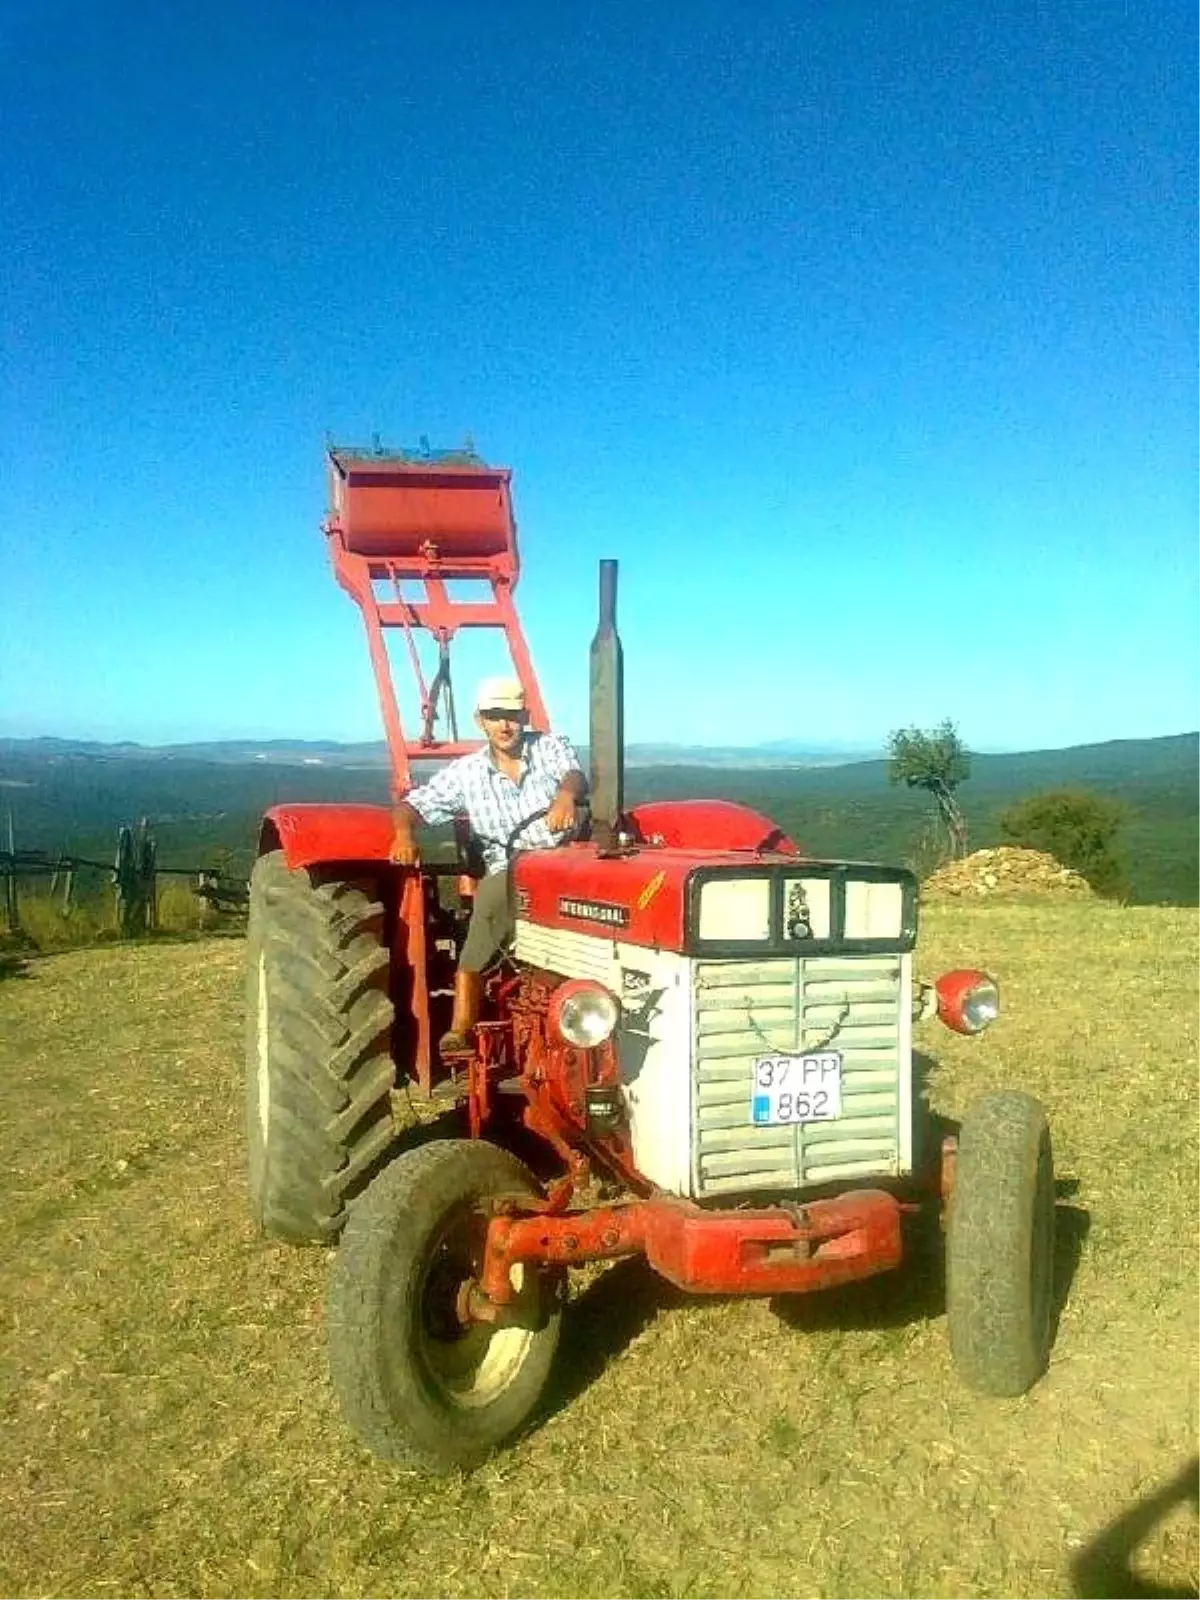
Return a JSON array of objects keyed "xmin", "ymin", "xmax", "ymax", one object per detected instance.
[{"xmin": 997, "ymin": 788, "xmax": 1127, "ymax": 899}]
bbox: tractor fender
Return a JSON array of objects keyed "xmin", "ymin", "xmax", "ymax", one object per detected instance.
[
  {"xmin": 258, "ymin": 803, "xmax": 396, "ymax": 871},
  {"xmin": 626, "ymin": 799, "xmax": 800, "ymax": 855}
]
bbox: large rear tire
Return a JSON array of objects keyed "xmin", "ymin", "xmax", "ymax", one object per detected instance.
[
  {"xmin": 327, "ymin": 1140, "xmax": 563, "ymax": 1472},
  {"xmin": 946, "ymin": 1089, "xmax": 1056, "ymax": 1396},
  {"xmin": 244, "ymin": 849, "xmax": 397, "ymax": 1243}
]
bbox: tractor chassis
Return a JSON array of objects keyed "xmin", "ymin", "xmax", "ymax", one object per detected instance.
[
  {"xmin": 448, "ymin": 1006, "xmax": 959, "ymax": 1326},
  {"xmin": 461, "ymin": 1183, "xmax": 909, "ymax": 1323}
]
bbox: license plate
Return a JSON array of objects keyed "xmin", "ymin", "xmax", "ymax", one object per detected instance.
[{"xmin": 750, "ymin": 1052, "xmax": 842, "ymax": 1125}]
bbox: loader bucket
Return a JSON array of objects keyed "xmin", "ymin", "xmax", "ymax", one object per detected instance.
[
  {"xmin": 322, "ymin": 445, "xmax": 548, "ymax": 794},
  {"xmin": 328, "ymin": 450, "xmax": 517, "ymax": 568}
]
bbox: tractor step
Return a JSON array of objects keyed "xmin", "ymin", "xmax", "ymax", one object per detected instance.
[
  {"xmin": 428, "ymin": 1073, "xmax": 526, "ymax": 1102},
  {"xmin": 430, "ymin": 1075, "xmax": 466, "ymax": 1102}
]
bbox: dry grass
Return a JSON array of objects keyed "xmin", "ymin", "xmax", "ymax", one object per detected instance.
[
  {"xmin": 0, "ymin": 903, "xmax": 1196, "ymax": 1599},
  {"xmin": 8, "ymin": 879, "xmax": 239, "ymax": 952}
]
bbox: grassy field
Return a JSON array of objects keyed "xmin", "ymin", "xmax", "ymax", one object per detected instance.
[
  {"xmin": 5, "ymin": 879, "xmax": 228, "ymax": 952},
  {"xmin": 1, "ymin": 903, "xmax": 1197, "ymax": 1599}
]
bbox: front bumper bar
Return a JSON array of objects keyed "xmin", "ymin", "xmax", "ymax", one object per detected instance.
[{"xmin": 477, "ymin": 1188, "xmax": 903, "ymax": 1304}]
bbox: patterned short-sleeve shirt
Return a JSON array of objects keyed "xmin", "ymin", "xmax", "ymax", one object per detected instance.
[{"xmin": 406, "ymin": 731, "xmax": 584, "ymax": 875}]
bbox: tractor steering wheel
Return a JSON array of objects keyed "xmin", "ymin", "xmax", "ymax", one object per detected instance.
[
  {"xmin": 504, "ymin": 800, "xmax": 590, "ymax": 859},
  {"xmin": 503, "ymin": 806, "xmax": 552, "ymax": 860},
  {"xmin": 468, "ymin": 802, "xmax": 589, "ymax": 869}
]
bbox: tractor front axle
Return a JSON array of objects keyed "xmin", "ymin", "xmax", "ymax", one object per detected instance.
[{"xmin": 471, "ymin": 1188, "xmax": 903, "ymax": 1310}]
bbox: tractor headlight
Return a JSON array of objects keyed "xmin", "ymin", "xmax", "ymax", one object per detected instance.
[
  {"xmin": 549, "ymin": 980, "xmax": 620, "ymax": 1048},
  {"xmin": 935, "ymin": 969, "xmax": 1000, "ymax": 1035}
]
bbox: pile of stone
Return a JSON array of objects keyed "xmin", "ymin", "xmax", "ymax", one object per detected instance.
[{"xmin": 922, "ymin": 845, "xmax": 1094, "ymax": 902}]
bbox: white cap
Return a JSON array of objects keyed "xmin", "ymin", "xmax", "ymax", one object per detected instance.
[{"xmin": 475, "ymin": 675, "xmax": 526, "ymax": 713}]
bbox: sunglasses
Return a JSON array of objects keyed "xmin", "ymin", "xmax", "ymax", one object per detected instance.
[{"xmin": 479, "ymin": 707, "xmax": 526, "ymax": 722}]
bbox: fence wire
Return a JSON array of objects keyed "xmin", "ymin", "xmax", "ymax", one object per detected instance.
[{"xmin": 0, "ymin": 832, "xmax": 250, "ymax": 938}]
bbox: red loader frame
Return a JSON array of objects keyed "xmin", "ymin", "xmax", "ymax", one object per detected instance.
[
  {"xmin": 313, "ymin": 444, "xmax": 554, "ymax": 1092},
  {"xmin": 323, "ymin": 443, "xmax": 550, "ymax": 795}
]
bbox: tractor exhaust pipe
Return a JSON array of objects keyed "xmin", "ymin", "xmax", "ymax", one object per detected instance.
[{"xmin": 588, "ymin": 559, "xmax": 624, "ymax": 853}]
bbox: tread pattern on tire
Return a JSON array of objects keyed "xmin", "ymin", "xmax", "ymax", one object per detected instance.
[
  {"xmin": 327, "ymin": 1140, "xmax": 562, "ymax": 1473},
  {"xmin": 947, "ymin": 1088, "xmax": 1055, "ymax": 1397},
  {"xmin": 245, "ymin": 850, "xmax": 398, "ymax": 1243}
]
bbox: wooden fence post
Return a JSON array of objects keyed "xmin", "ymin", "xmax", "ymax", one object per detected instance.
[
  {"xmin": 51, "ymin": 856, "xmax": 75, "ymax": 917},
  {"xmin": 114, "ymin": 821, "xmax": 156, "ymax": 937},
  {"xmin": 141, "ymin": 820, "xmax": 158, "ymax": 932},
  {"xmin": 3, "ymin": 810, "xmax": 20, "ymax": 934}
]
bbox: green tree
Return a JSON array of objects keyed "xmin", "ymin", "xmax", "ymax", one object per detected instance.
[
  {"xmin": 998, "ymin": 788, "xmax": 1127, "ymax": 899},
  {"xmin": 887, "ymin": 720, "xmax": 971, "ymax": 860}
]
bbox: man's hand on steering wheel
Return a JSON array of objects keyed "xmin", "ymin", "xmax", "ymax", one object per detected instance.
[
  {"xmin": 545, "ymin": 791, "xmax": 579, "ymax": 834},
  {"xmin": 502, "ymin": 793, "xmax": 587, "ymax": 860}
]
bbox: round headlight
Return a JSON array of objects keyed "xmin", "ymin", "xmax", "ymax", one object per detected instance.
[
  {"xmin": 935, "ymin": 968, "xmax": 1001, "ymax": 1035},
  {"xmin": 961, "ymin": 978, "xmax": 1000, "ymax": 1032},
  {"xmin": 549, "ymin": 981, "xmax": 620, "ymax": 1048}
]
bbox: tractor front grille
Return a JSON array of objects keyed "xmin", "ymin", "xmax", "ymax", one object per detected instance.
[{"xmin": 692, "ymin": 954, "xmax": 910, "ymax": 1198}]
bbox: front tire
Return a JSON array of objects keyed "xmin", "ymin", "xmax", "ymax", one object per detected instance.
[
  {"xmin": 946, "ymin": 1090, "xmax": 1056, "ymax": 1396},
  {"xmin": 327, "ymin": 1140, "xmax": 563, "ymax": 1472},
  {"xmin": 244, "ymin": 849, "xmax": 397, "ymax": 1243}
]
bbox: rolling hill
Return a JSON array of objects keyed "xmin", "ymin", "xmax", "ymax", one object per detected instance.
[{"xmin": 1, "ymin": 732, "xmax": 1195, "ymax": 904}]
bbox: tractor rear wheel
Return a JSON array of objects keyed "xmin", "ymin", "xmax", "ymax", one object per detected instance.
[
  {"xmin": 946, "ymin": 1090, "xmax": 1056, "ymax": 1396},
  {"xmin": 327, "ymin": 1140, "xmax": 563, "ymax": 1472},
  {"xmin": 244, "ymin": 849, "xmax": 397, "ymax": 1244}
]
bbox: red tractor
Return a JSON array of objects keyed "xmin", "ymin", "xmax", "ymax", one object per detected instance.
[{"xmin": 245, "ymin": 444, "xmax": 1056, "ymax": 1473}]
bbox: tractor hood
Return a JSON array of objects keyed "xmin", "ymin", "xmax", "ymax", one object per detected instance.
[{"xmin": 512, "ymin": 845, "xmax": 917, "ymax": 959}]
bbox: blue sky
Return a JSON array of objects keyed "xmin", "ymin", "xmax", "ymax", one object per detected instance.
[{"xmin": 3, "ymin": 0, "xmax": 1196, "ymax": 754}]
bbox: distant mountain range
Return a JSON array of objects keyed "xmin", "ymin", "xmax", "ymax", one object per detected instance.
[
  {"xmin": 1, "ymin": 731, "xmax": 1195, "ymax": 904},
  {"xmin": 1, "ymin": 731, "xmax": 1195, "ymax": 784},
  {"xmin": 0, "ymin": 735, "xmax": 882, "ymax": 770}
]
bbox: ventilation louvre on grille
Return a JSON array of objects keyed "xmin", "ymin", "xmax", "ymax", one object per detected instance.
[{"xmin": 692, "ymin": 954, "xmax": 907, "ymax": 1197}]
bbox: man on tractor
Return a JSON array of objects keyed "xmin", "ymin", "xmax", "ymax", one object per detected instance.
[{"xmin": 389, "ymin": 674, "xmax": 588, "ymax": 1054}]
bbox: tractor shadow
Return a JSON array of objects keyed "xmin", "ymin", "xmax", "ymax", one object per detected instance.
[
  {"xmin": 536, "ymin": 1256, "xmax": 688, "ymax": 1422},
  {"xmin": 534, "ymin": 1183, "xmax": 1091, "ymax": 1431},
  {"xmin": 529, "ymin": 1055, "xmax": 1092, "ymax": 1433},
  {"xmin": 769, "ymin": 1207, "xmax": 948, "ymax": 1335},
  {"xmin": 1047, "ymin": 1180, "xmax": 1090, "ymax": 1344},
  {"xmin": 1070, "ymin": 1455, "xmax": 1199, "ymax": 1599},
  {"xmin": 0, "ymin": 949, "xmax": 34, "ymax": 981},
  {"xmin": 533, "ymin": 1167, "xmax": 1090, "ymax": 1433},
  {"xmin": 765, "ymin": 1188, "xmax": 1088, "ymax": 1340}
]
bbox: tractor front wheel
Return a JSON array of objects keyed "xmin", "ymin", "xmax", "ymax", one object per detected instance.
[
  {"xmin": 244, "ymin": 849, "xmax": 397, "ymax": 1243},
  {"xmin": 946, "ymin": 1089, "xmax": 1056, "ymax": 1396},
  {"xmin": 326, "ymin": 1140, "xmax": 563, "ymax": 1472}
]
